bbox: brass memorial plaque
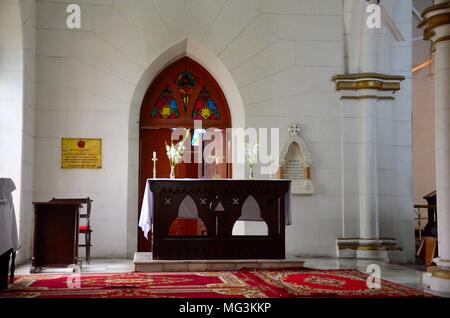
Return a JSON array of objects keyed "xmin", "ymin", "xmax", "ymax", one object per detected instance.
[{"xmin": 61, "ymin": 138, "xmax": 102, "ymax": 169}]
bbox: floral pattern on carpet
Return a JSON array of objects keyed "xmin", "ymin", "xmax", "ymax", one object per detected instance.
[
  {"xmin": 0, "ymin": 269, "xmax": 434, "ymax": 298},
  {"xmin": 251, "ymin": 269, "xmax": 433, "ymax": 298}
]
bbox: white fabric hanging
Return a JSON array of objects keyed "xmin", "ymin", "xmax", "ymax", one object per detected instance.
[{"xmin": 0, "ymin": 178, "xmax": 20, "ymax": 255}]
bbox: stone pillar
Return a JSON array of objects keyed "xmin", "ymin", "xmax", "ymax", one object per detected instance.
[
  {"xmin": 358, "ymin": 97, "xmax": 379, "ymax": 242},
  {"xmin": 419, "ymin": 1, "xmax": 450, "ymax": 292},
  {"xmin": 334, "ymin": 0, "xmax": 407, "ymax": 261},
  {"xmin": 333, "ymin": 74, "xmax": 405, "ymax": 260}
]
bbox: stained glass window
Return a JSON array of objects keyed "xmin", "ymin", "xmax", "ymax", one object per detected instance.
[
  {"xmin": 151, "ymin": 85, "xmax": 179, "ymax": 119},
  {"xmin": 192, "ymin": 86, "xmax": 221, "ymax": 120},
  {"xmin": 176, "ymin": 70, "xmax": 196, "ymax": 112}
]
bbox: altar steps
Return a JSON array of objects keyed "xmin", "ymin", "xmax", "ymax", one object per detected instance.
[{"xmin": 134, "ymin": 252, "xmax": 304, "ymax": 272}]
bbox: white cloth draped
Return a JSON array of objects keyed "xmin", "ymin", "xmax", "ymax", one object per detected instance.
[
  {"xmin": 0, "ymin": 178, "xmax": 20, "ymax": 255},
  {"xmin": 138, "ymin": 179, "xmax": 291, "ymax": 239},
  {"xmin": 138, "ymin": 180, "xmax": 153, "ymax": 239}
]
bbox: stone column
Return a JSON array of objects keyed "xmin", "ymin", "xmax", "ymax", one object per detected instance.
[
  {"xmin": 419, "ymin": 0, "xmax": 450, "ymax": 292},
  {"xmin": 358, "ymin": 15, "xmax": 379, "ymax": 247},
  {"xmin": 334, "ymin": 0, "xmax": 407, "ymax": 261},
  {"xmin": 358, "ymin": 97, "xmax": 379, "ymax": 242},
  {"xmin": 333, "ymin": 74, "xmax": 405, "ymax": 260}
]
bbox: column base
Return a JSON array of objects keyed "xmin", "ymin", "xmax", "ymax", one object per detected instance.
[
  {"xmin": 423, "ymin": 259, "xmax": 450, "ymax": 293},
  {"xmin": 336, "ymin": 238, "xmax": 404, "ymax": 263}
]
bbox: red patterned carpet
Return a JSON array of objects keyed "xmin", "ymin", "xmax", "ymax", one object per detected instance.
[{"xmin": 0, "ymin": 269, "xmax": 433, "ymax": 298}]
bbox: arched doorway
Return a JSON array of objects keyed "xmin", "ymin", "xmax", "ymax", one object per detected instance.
[{"xmin": 138, "ymin": 57, "xmax": 231, "ymax": 251}]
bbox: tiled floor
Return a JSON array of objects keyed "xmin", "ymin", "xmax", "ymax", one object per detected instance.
[
  {"xmin": 15, "ymin": 259, "xmax": 134, "ymax": 275},
  {"xmin": 14, "ymin": 257, "xmax": 450, "ymax": 298}
]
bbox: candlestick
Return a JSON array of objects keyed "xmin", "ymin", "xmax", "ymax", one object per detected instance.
[
  {"xmin": 269, "ymin": 155, "xmax": 274, "ymax": 180},
  {"xmin": 152, "ymin": 152, "xmax": 158, "ymax": 179},
  {"xmin": 227, "ymin": 140, "xmax": 231, "ymax": 164},
  {"xmin": 304, "ymin": 166, "xmax": 311, "ymax": 180}
]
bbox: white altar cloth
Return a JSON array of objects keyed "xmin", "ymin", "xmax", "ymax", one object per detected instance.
[
  {"xmin": 0, "ymin": 178, "xmax": 20, "ymax": 255},
  {"xmin": 138, "ymin": 179, "xmax": 291, "ymax": 239}
]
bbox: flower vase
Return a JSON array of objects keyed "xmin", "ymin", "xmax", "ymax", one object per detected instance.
[{"xmin": 170, "ymin": 165, "xmax": 176, "ymax": 179}]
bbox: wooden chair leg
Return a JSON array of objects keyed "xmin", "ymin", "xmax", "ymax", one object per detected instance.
[{"xmin": 86, "ymin": 232, "xmax": 91, "ymax": 264}]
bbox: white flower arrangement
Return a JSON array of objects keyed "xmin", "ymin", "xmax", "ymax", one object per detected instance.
[
  {"xmin": 245, "ymin": 142, "xmax": 259, "ymax": 166},
  {"xmin": 245, "ymin": 141, "xmax": 259, "ymax": 179},
  {"xmin": 165, "ymin": 131, "xmax": 190, "ymax": 178}
]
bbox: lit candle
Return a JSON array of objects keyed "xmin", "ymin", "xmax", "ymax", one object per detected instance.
[{"xmin": 153, "ymin": 151, "xmax": 156, "ymax": 159}]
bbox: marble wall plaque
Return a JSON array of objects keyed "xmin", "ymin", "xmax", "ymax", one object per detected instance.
[
  {"xmin": 282, "ymin": 142, "xmax": 305, "ymax": 180},
  {"xmin": 280, "ymin": 123, "xmax": 314, "ymax": 194},
  {"xmin": 283, "ymin": 159, "xmax": 304, "ymax": 180}
]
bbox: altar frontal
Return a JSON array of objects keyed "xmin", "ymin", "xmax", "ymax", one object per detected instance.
[{"xmin": 140, "ymin": 179, "xmax": 291, "ymax": 260}]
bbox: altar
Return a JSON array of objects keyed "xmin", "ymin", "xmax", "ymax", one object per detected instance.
[{"xmin": 139, "ymin": 179, "xmax": 291, "ymax": 260}]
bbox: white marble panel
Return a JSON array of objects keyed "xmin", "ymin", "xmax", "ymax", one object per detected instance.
[
  {"xmin": 0, "ymin": 2, "xmax": 21, "ymax": 27},
  {"xmin": 296, "ymin": 41, "xmax": 342, "ymax": 67},
  {"xmin": 232, "ymin": 41, "xmax": 295, "ymax": 87},
  {"xmin": 0, "ymin": 99, "xmax": 22, "ymax": 130},
  {"xmin": 36, "ymin": 56, "xmax": 135, "ymax": 103},
  {"xmin": 261, "ymin": 0, "xmax": 342, "ymax": 15},
  {"xmin": 220, "ymin": 14, "xmax": 278, "ymax": 70},
  {"xmin": 240, "ymin": 66, "xmax": 311, "ymax": 104},
  {"xmin": 0, "ymin": 48, "xmax": 23, "ymax": 71},
  {"xmin": 279, "ymin": 15, "xmax": 343, "ymax": 41},
  {"xmin": 203, "ymin": 0, "xmax": 260, "ymax": 55}
]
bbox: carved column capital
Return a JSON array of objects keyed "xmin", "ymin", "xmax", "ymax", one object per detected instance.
[
  {"xmin": 331, "ymin": 73, "xmax": 405, "ymax": 100},
  {"xmin": 418, "ymin": 1, "xmax": 450, "ymax": 50}
]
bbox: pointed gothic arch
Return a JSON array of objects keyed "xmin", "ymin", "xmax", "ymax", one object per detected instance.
[{"xmin": 139, "ymin": 56, "xmax": 231, "ymax": 129}]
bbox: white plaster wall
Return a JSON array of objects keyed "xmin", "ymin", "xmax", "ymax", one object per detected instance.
[
  {"xmin": 387, "ymin": 0, "xmax": 414, "ymax": 262},
  {"xmin": 19, "ymin": 0, "xmax": 35, "ymax": 264},
  {"xmin": 241, "ymin": 0, "xmax": 344, "ymax": 257},
  {"xmin": 29, "ymin": 0, "xmax": 414, "ymax": 260},
  {"xmin": 0, "ymin": 0, "xmax": 35, "ymax": 264},
  {"xmin": 0, "ymin": 0, "xmax": 23, "ymax": 238}
]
